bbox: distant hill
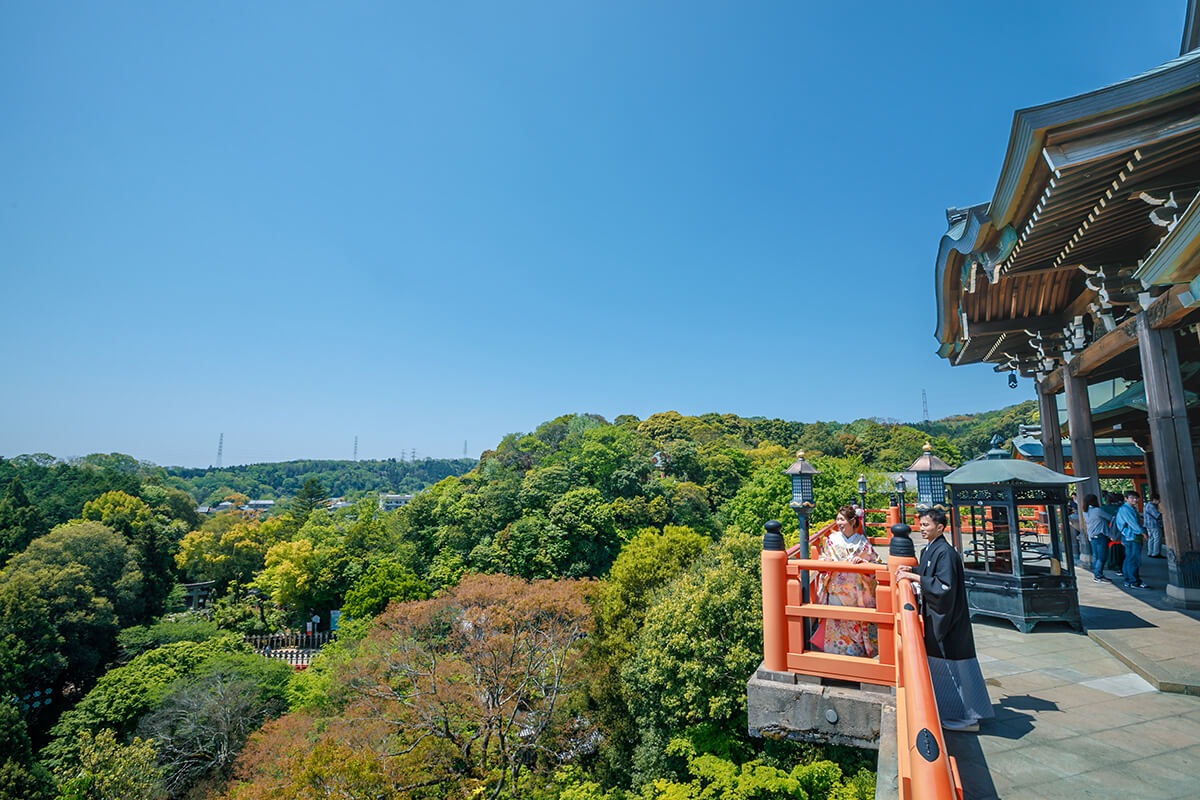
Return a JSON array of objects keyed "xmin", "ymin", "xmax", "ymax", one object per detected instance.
[
  {"xmin": 910, "ymin": 400, "xmax": 1038, "ymax": 461},
  {"xmin": 164, "ymin": 458, "xmax": 477, "ymax": 505}
]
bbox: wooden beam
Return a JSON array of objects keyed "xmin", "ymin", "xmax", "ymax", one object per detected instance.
[
  {"xmin": 1041, "ymin": 287, "xmax": 1197, "ymax": 393},
  {"xmin": 968, "ymin": 314, "xmax": 1063, "ymax": 336}
]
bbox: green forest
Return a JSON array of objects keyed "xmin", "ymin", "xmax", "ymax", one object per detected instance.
[{"xmin": 0, "ymin": 402, "xmax": 1035, "ymax": 800}]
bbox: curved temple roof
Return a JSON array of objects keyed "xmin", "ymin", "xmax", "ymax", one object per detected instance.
[{"xmin": 933, "ymin": 49, "xmax": 1200, "ymax": 365}]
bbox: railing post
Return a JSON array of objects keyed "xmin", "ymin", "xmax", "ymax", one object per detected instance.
[
  {"xmin": 762, "ymin": 520, "xmax": 789, "ymax": 672},
  {"xmin": 888, "ymin": 523, "xmax": 919, "ymax": 686}
]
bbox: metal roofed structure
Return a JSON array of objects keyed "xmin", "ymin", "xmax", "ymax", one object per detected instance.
[
  {"xmin": 943, "ymin": 457, "xmax": 1085, "ymax": 487},
  {"xmin": 932, "ymin": 8, "xmax": 1200, "ymax": 609}
]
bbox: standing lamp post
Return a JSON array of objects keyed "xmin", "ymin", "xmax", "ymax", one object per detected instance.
[
  {"xmin": 857, "ymin": 473, "xmax": 868, "ymax": 511},
  {"xmin": 907, "ymin": 442, "xmax": 953, "ymax": 511},
  {"xmin": 895, "ymin": 474, "xmax": 907, "ymax": 524},
  {"xmin": 784, "ymin": 451, "xmax": 820, "ymax": 647}
]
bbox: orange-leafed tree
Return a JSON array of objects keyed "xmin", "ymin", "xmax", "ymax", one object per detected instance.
[{"xmin": 223, "ymin": 574, "xmax": 594, "ymax": 799}]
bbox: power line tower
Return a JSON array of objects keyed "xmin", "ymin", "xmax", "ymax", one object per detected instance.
[
  {"xmin": 216, "ymin": 433, "xmax": 224, "ymax": 469},
  {"xmin": 922, "ymin": 389, "xmax": 929, "ymax": 422},
  {"xmin": 411, "ymin": 448, "xmax": 417, "ymax": 462},
  {"xmin": 353, "ymin": 436, "xmax": 358, "ymax": 461},
  {"xmin": 463, "ymin": 440, "xmax": 468, "ymax": 457}
]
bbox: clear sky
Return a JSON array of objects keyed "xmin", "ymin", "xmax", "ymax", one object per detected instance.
[{"xmin": 0, "ymin": 1, "xmax": 1188, "ymax": 467}]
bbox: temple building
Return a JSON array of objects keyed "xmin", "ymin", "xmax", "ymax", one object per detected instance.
[{"xmin": 932, "ymin": 9, "xmax": 1200, "ymax": 608}]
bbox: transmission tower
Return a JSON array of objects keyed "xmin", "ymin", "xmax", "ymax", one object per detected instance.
[
  {"xmin": 463, "ymin": 440, "xmax": 468, "ymax": 457},
  {"xmin": 216, "ymin": 433, "xmax": 224, "ymax": 469},
  {"xmin": 353, "ymin": 436, "xmax": 358, "ymax": 461},
  {"xmin": 922, "ymin": 389, "xmax": 929, "ymax": 422},
  {"xmin": 411, "ymin": 448, "xmax": 416, "ymax": 462}
]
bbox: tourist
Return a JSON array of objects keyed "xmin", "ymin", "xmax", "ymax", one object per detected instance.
[
  {"xmin": 1115, "ymin": 491, "xmax": 1149, "ymax": 589},
  {"xmin": 1145, "ymin": 493, "xmax": 1164, "ymax": 558},
  {"xmin": 896, "ymin": 507, "xmax": 994, "ymax": 732},
  {"xmin": 1082, "ymin": 493, "xmax": 1114, "ymax": 584},
  {"xmin": 1102, "ymin": 492, "xmax": 1125, "ymax": 572},
  {"xmin": 814, "ymin": 505, "xmax": 882, "ymax": 657}
]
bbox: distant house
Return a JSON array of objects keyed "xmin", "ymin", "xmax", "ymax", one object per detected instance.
[
  {"xmin": 215, "ymin": 501, "xmax": 235, "ymax": 512},
  {"xmin": 380, "ymin": 493, "xmax": 414, "ymax": 512},
  {"xmin": 245, "ymin": 499, "xmax": 275, "ymax": 513},
  {"xmin": 195, "ymin": 505, "xmax": 214, "ymax": 515},
  {"xmin": 327, "ymin": 497, "xmax": 353, "ymax": 511}
]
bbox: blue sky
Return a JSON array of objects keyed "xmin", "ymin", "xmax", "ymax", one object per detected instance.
[{"xmin": 0, "ymin": 2, "xmax": 1187, "ymax": 467}]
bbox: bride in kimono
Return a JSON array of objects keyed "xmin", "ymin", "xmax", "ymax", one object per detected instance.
[{"xmin": 815, "ymin": 505, "xmax": 882, "ymax": 657}]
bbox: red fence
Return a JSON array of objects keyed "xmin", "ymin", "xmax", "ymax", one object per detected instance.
[{"xmin": 762, "ymin": 545, "xmax": 962, "ymax": 800}]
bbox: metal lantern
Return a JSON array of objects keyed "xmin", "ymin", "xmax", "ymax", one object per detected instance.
[
  {"xmin": 785, "ymin": 450, "xmax": 818, "ymax": 509},
  {"xmin": 782, "ymin": 450, "xmax": 820, "ymax": 648},
  {"xmin": 894, "ymin": 474, "xmax": 907, "ymax": 520},
  {"xmin": 944, "ymin": 454, "xmax": 1083, "ymax": 633},
  {"xmin": 857, "ymin": 473, "xmax": 868, "ymax": 508},
  {"xmin": 907, "ymin": 442, "xmax": 954, "ymax": 509}
]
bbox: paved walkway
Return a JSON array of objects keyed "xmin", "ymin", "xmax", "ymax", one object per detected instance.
[
  {"xmin": 946, "ymin": 560, "xmax": 1200, "ymax": 799},
  {"xmin": 1077, "ymin": 553, "xmax": 1200, "ymax": 693}
]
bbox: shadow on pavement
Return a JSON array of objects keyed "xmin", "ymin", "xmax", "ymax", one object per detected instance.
[
  {"xmin": 1078, "ymin": 605, "xmax": 1154, "ymax": 630},
  {"xmin": 944, "ymin": 729, "xmax": 1001, "ymax": 800}
]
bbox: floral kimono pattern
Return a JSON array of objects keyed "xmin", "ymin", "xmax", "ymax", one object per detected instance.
[{"xmin": 815, "ymin": 533, "xmax": 881, "ymax": 658}]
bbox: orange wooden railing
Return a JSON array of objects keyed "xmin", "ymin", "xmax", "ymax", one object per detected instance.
[
  {"xmin": 761, "ymin": 538, "xmax": 963, "ymax": 800},
  {"xmin": 894, "ymin": 575, "xmax": 963, "ymax": 800}
]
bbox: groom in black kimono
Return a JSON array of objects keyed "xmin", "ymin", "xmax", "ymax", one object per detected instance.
[{"xmin": 896, "ymin": 507, "xmax": 994, "ymax": 732}]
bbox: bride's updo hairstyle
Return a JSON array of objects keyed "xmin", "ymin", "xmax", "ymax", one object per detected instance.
[{"xmin": 836, "ymin": 505, "xmax": 857, "ymax": 525}]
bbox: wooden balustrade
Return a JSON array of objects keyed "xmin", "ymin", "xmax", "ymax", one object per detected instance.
[{"xmin": 761, "ymin": 540, "xmax": 963, "ymax": 800}]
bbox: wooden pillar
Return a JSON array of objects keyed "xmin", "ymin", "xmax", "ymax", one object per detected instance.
[
  {"xmin": 1136, "ymin": 313, "xmax": 1200, "ymax": 608},
  {"xmin": 1062, "ymin": 367, "xmax": 1102, "ymax": 514},
  {"xmin": 1037, "ymin": 379, "xmax": 1065, "ymax": 474}
]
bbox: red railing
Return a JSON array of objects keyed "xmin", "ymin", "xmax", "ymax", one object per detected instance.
[{"xmin": 761, "ymin": 545, "xmax": 962, "ymax": 800}]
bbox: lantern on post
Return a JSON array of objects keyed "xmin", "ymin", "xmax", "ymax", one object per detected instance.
[
  {"xmin": 907, "ymin": 442, "xmax": 954, "ymax": 510},
  {"xmin": 783, "ymin": 451, "xmax": 820, "ymax": 647},
  {"xmin": 857, "ymin": 473, "xmax": 868, "ymax": 510},
  {"xmin": 894, "ymin": 474, "xmax": 907, "ymax": 522},
  {"xmin": 784, "ymin": 450, "xmax": 819, "ymax": 543}
]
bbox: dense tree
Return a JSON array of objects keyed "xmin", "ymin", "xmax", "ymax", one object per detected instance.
[
  {"xmin": 622, "ymin": 532, "xmax": 764, "ymax": 783},
  {"xmin": 116, "ymin": 615, "xmax": 224, "ymax": 662},
  {"xmin": 0, "ymin": 571, "xmax": 65, "ymax": 698},
  {"xmin": 0, "ymin": 478, "xmax": 46, "ymax": 567},
  {"xmin": 0, "ymin": 521, "xmax": 144, "ymax": 689},
  {"xmin": 587, "ymin": 526, "xmax": 709, "ymax": 785},
  {"xmin": 163, "ymin": 457, "xmax": 476, "ymax": 505},
  {"xmin": 81, "ymin": 491, "xmax": 181, "ymax": 618},
  {"xmin": 175, "ymin": 516, "xmax": 288, "ymax": 592},
  {"xmin": 288, "ymin": 477, "xmax": 329, "ymax": 523},
  {"xmin": 136, "ymin": 657, "xmax": 291, "ymax": 797},
  {"xmin": 341, "ymin": 561, "xmax": 429, "ymax": 619},
  {"xmin": 0, "ymin": 703, "xmax": 54, "ymax": 800},
  {"xmin": 52, "ymin": 728, "xmax": 165, "ymax": 800}
]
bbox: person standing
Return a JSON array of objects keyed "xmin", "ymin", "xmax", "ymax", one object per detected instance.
[
  {"xmin": 1115, "ymin": 491, "xmax": 1149, "ymax": 589},
  {"xmin": 815, "ymin": 505, "xmax": 882, "ymax": 657},
  {"xmin": 1144, "ymin": 493, "xmax": 1164, "ymax": 558},
  {"xmin": 1081, "ymin": 494, "xmax": 1114, "ymax": 584},
  {"xmin": 896, "ymin": 508, "xmax": 994, "ymax": 732}
]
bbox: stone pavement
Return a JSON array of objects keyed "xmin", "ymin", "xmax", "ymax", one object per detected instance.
[
  {"xmin": 1077, "ymin": 554, "xmax": 1200, "ymax": 694},
  {"xmin": 944, "ymin": 560, "xmax": 1200, "ymax": 799}
]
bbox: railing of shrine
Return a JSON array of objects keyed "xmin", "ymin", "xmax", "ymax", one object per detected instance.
[
  {"xmin": 761, "ymin": 528, "xmax": 962, "ymax": 800},
  {"xmin": 244, "ymin": 631, "xmax": 337, "ymax": 670}
]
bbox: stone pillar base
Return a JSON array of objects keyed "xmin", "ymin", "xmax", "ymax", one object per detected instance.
[{"xmin": 1166, "ymin": 582, "xmax": 1200, "ymax": 609}]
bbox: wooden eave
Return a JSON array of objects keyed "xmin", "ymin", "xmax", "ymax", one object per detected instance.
[{"xmin": 935, "ymin": 51, "xmax": 1200, "ymax": 364}]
